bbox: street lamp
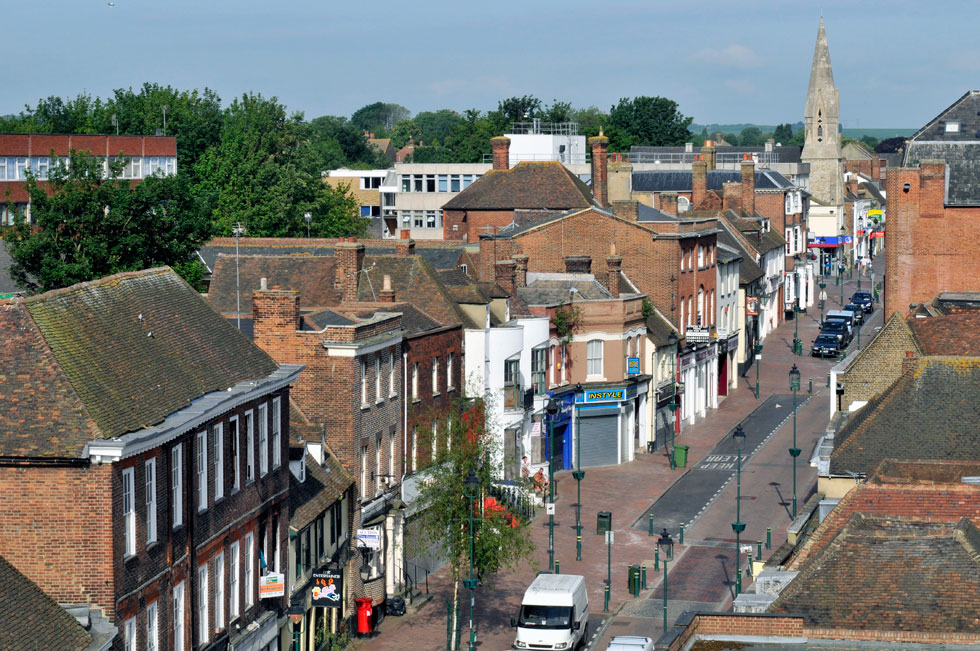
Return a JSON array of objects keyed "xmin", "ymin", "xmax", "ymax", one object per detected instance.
[
  {"xmin": 818, "ymin": 281, "xmax": 827, "ymax": 324},
  {"xmin": 545, "ymin": 398, "xmax": 559, "ymax": 572},
  {"xmin": 287, "ymin": 602, "xmax": 305, "ymax": 651},
  {"xmin": 304, "ymin": 211, "xmax": 313, "ymax": 239},
  {"xmin": 464, "ymin": 470, "xmax": 480, "ymax": 651},
  {"xmin": 571, "ymin": 384, "xmax": 585, "ymax": 562},
  {"xmin": 753, "ymin": 341, "xmax": 763, "ymax": 399},
  {"xmin": 789, "ymin": 364, "xmax": 802, "ymax": 520},
  {"xmin": 731, "ymin": 425, "xmax": 747, "ymax": 596},
  {"xmin": 856, "ymin": 217, "xmax": 864, "ymax": 292},
  {"xmin": 657, "ymin": 529, "xmax": 674, "ymax": 632}
]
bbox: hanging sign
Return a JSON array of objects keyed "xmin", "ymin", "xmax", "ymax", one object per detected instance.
[{"xmin": 312, "ymin": 568, "xmax": 345, "ymax": 608}]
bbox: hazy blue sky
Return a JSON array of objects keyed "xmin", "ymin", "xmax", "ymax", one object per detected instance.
[{"xmin": 5, "ymin": 1, "xmax": 975, "ymax": 128}]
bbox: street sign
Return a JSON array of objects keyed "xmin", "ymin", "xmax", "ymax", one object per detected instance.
[
  {"xmin": 258, "ymin": 572, "xmax": 285, "ymax": 599},
  {"xmin": 627, "ymin": 357, "xmax": 640, "ymax": 375},
  {"xmin": 312, "ymin": 568, "xmax": 344, "ymax": 608},
  {"xmin": 357, "ymin": 529, "xmax": 382, "ymax": 549},
  {"xmin": 605, "ymin": 531, "xmax": 614, "ymax": 544},
  {"xmin": 546, "ymin": 503, "xmax": 555, "ymax": 515}
]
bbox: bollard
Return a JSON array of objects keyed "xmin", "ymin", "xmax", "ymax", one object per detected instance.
[
  {"xmin": 808, "ymin": 378, "xmax": 813, "ymax": 394},
  {"xmin": 555, "ymin": 559, "xmax": 560, "ymax": 575},
  {"xmin": 679, "ymin": 523, "xmax": 684, "ymax": 546},
  {"xmin": 649, "ymin": 513, "xmax": 654, "ymax": 536},
  {"xmin": 766, "ymin": 527, "xmax": 772, "ymax": 550},
  {"xmin": 747, "ymin": 550, "xmax": 753, "ymax": 576},
  {"xmin": 826, "ymin": 373, "xmax": 830, "ymax": 388},
  {"xmin": 757, "ymin": 540, "xmax": 763, "ymax": 559},
  {"xmin": 654, "ymin": 547, "xmax": 660, "ymax": 571},
  {"xmin": 604, "ymin": 583, "xmax": 610, "ymax": 612},
  {"xmin": 576, "ymin": 533, "xmax": 582, "ymax": 562},
  {"xmin": 641, "ymin": 564, "xmax": 647, "ymax": 590}
]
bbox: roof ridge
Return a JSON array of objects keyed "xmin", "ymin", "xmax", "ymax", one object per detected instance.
[{"xmin": 23, "ymin": 266, "xmax": 172, "ymax": 305}]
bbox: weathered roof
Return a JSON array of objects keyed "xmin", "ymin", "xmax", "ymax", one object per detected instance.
[
  {"xmin": 829, "ymin": 358, "xmax": 980, "ymax": 476},
  {"xmin": 1, "ymin": 268, "xmax": 278, "ymax": 457},
  {"xmin": 908, "ymin": 311, "xmax": 980, "ymax": 355},
  {"xmin": 904, "ymin": 90, "xmax": 980, "ymax": 205},
  {"xmin": 631, "ymin": 169, "xmax": 795, "ymax": 193},
  {"xmin": 716, "ymin": 227, "xmax": 764, "ymax": 285},
  {"xmin": 303, "ymin": 309, "xmax": 356, "ymax": 330},
  {"xmin": 772, "ymin": 515, "xmax": 980, "ymax": 634},
  {"xmin": 517, "ymin": 275, "xmax": 613, "ymax": 305},
  {"xmin": 0, "ymin": 553, "xmax": 92, "ymax": 650},
  {"xmin": 636, "ymin": 203, "xmax": 677, "ymax": 222},
  {"xmin": 208, "ymin": 254, "xmax": 341, "ymax": 315},
  {"xmin": 358, "ymin": 255, "xmax": 468, "ymax": 327},
  {"xmin": 442, "ymin": 161, "xmax": 595, "ymax": 211},
  {"xmin": 716, "ymin": 242, "xmax": 742, "ymax": 264},
  {"xmin": 290, "ymin": 451, "xmax": 354, "ymax": 532},
  {"xmin": 646, "ymin": 307, "xmax": 679, "ymax": 347}
]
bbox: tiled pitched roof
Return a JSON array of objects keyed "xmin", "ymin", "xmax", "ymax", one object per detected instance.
[
  {"xmin": 0, "ymin": 553, "xmax": 92, "ymax": 650},
  {"xmin": 773, "ymin": 515, "xmax": 980, "ymax": 633},
  {"xmin": 716, "ymin": 228, "xmax": 764, "ymax": 285},
  {"xmin": 290, "ymin": 451, "xmax": 354, "ymax": 532},
  {"xmin": 905, "ymin": 91, "xmax": 980, "ymax": 205},
  {"xmin": 15, "ymin": 268, "xmax": 277, "ymax": 448},
  {"xmin": 517, "ymin": 276, "xmax": 613, "ymax": 305},
  {"xmin": 208, "ymin": 254, "xmax": 341, "ymax": 315},
  {"xmin": 442, "ymin": 162, "xmax": 595, "ymax": 210},
  {"xmin": 358, "ymin": 255, "xmax": 466, "ymax": 327},
  {"xmin": 829, "ymin": 358, "xmax": 980, "ymax": 476},
  {"xmin": 646, "ymin": 307, "xmax": 679, "ymax": 347},
  {"xmin": 908, "ymin": 311, "xmax": 980, "ymax": 355}
]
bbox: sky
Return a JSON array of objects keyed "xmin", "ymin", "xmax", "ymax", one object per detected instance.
[{"xmin": 4, "ymin": 0, "xmax": 977, "ymax": 129}]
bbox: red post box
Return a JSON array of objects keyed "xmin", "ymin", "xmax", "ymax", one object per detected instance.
[{"xmin": 356, "ymin": 597, "xmax": 374, "ymax": 635}]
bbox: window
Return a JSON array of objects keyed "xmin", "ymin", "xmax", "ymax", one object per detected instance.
[
  {"xmin": 375, "ymin": 358, "xmax": 382, "ymax": 402},
  {"xmin": 214, "ymin": 552, "xmax": 225, "ymax": 631},
  {"xmin": 197, "ymin": 430, "xmax": 208, "ymax": 511},
  {"xmin": 504, "ymin": 359, "xmax": 521, "ymax": 409},
  {"xmin": 244, "ymin": 533, "xmax": 254, "ymax": 608},
  {"xmin": 697, "ymin": 287, "xmax": 704, "ymax": 326},
  {"xmin": 697, "ymin": 245, "xmax": 704, "ymax": 268},
  {"xmin": 432, "ymin": 357, "xmax": 439, "ymax": 394},
  {"xmin": 245, "ymin": 410, "xmax": 255, "ymax": 483},
  {"xmin": 361, "ymin": 360, "xmax": 369, "ymax": 406},
  {"xmin": 587, "ymin": 340, "xmax": 603, "ymax": 377},
  {"xmin": 412, "ymin": 363, "xmax": 419, "ymax": 401},
  {"xmin": 229, "ymin": 541, "xmax": 240, "ymax": 620},
  {"xmin": 446, "ymin": 417, "xmax": 453, "ymax": 452},
  {"xmin": 172, "ymin": 445, "xmax": 182, "ymax": 528},
  {"xmin": 411, "ymin": 427, "xmax": 418, "ymax": 472},
  {"xmin": 376, "ymin": 434, "xmax": 383, "ymax": 495},
  {"xmin": 438, "ymin": 175, "xmax": 448, "ymax": 192},
  {"xmin": 213, "ymin": 423, "xmax": 223, "ymax": 501},
  {"xmin": 146, "ymin": 601, "xmax": 158, "ymax": 651},
  {"xmin": 388, "ymin": 352, "xmax": 396, "ymax": 396},
  {"xmin": 426, "ymin": 210, "xmax": 438, "ymax": 228},
  {"xmin": 272, "ymin": 398, "xmax": 281, "ymax": 468},
  {"xmin": 122, "ymin": 467, "xmax": 135, "ymax": 556},
  {"xmin": 447, "ymin": 353, "xmax": 454, "ymax": 389},
  {"xmin": 451, "ymin": 175, "xmax": 461, "ymax": 192},
  {"xmin": 35, "ymin": 156, "xmax": 49, "ymax": 180},
  {"xmin": 145, "ymin": 458, "xmax": 157, "ymax": 544},
  {"xmin": 431, "ymin": 420, "xmax": 439, "ymax": 459},
  {"xmin": 361, "ymin": 446, "xmax": 368, "ymax": 498},
  {"xmin": 230, "ymin": 416, "xmax": 240, "ymax": 491},
  {"xmin": 389, "ymin": 427, "xmax": 396, "ymax": 477},
  {"xmin": 946, "ymin": 121, "xmax": 960, "ymax": 133},
  {"xmin": 198, "ymin": 564, "xmax": 209, "ymax": 643},
  {"xmin": 413, "ymin": 212, "xmax": 424, "ymax": 228},
  {"xmin": 258, "ymin": 403, "xmax": 268, "ymax": 477},
  {"xmin": 173, "ymin": 581, "xmax": 185, "ymax": 651},
  {"xmin": 531, "ymin": 347, "xmax": 546, "ymax": 394},
  {"xmin": 124, "ymin": 617, "xmax": 136, "ymax": 651}
]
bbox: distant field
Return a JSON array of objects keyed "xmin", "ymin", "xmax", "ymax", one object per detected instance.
[{"xmin": 842, "ymin": 128, "xmax": 916, "ymax": 139}]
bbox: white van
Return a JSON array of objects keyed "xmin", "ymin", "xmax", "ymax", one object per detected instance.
[
  {"xmin": 826, "ymin": 309, "xmax": 856, "ymax": 330},
  {"xmin": 512, "ymin": 573, "xmax": 589, "ymax": 650}
]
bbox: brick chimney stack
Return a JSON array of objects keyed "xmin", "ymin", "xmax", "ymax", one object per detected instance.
[
  {"xmin": 252, "ymin": 283, "xmax": 300, "ymax": 345},
  {"xmin": 723, "ymin": 181, "xmax": 742, "ymax": 213},
  {"xmin": 396, "ymin": 229, "xmax": 415, "ymax": 256},
  {"xmin": 589, "ymin": 128, "xmax": 610, "ymax": 207},
  {"xmin": 606, "ymin": 246, "xmax": 622, "ymax": 298},
  {"xmin": 495, "ymin": 260, "xmax": 516, "ymax": 295},
  {"xmin": 692, "ymin": 155, "xmax": 707, "ymax": 209},
  {"xmin": 741, "ymin": 154, "xmax": 756, "ymax": 215},
  {"xmin": 701, "ymin": 141, "xmax": 717, "ymax": 170},
  {"xmin": 491, "ymin": 136, "xmax": 511, "ymax": 171},
  {"xmin": 335, "ymin": 238, "xmax": 365, "ymax": 303},
  {"xmin": 512, "ymin": 253, "xmax": 529, "ymax": 289},
  {"xmin": 660, "ymin": 192, "xmax": 679, "ymax": 216},
  {"xmin": 564, "ymin": 255, "xmax": 592, "ymax": 274},
  {"xmin": 378, "ymin": 274, "xmax": 396, "ymax": 303}
]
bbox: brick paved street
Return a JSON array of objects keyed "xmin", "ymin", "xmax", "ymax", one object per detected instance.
[{"xmin": 357, "ymin": 263, "xmax": 883, "ymax": 650}]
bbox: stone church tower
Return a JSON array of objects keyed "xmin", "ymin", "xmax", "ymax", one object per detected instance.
[{"xmin": 801, "ymin": 18, "xmax": 844, "ymax": 206}]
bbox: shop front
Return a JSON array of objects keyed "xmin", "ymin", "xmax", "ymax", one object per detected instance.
[
  {"xmin": 679, "ymin": 343, "xmax": 718, "ymax": 427},
  {"xmin": 570, "ymin": 378, "xmax": 649, "ymax": 468}
]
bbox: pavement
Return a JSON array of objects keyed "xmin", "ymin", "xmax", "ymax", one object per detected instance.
[{"xmin": 356, "ymin": 262, "xmax": 884, "ymax": 651}]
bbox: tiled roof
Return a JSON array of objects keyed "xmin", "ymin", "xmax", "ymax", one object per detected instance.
[
  {"xmin": 716, "ymin": 242, "xmax": 742, "ymax": 264},
  {"xmin": 0, "ymin": 553, "xmax": 92, "ymax": 650},
  {"xmin": 904, "ymin": 91, "xmax": 980, "ymax": 205},
  {"xmin": 829, "ymin": 358, "xmax": 980, "ymax": 476},
  {"xmin": 631, "ymin": 169, "xmax": 795, "ymax": 193},
  {"xmin": 716, "ymin": 228, "xmax": 764, "ymax": 285},
  {"xmin": 208, "ymin": 254, "xmax": 341, "ymax": 315},
  {"xmin": 6, "ymin": 268, "xmax": 278, "ymax": 453},
  {"xmin": 908, "ymin": 311, "xmax": 980, "ymax": 355},
  {"xmin": 517, "ymin": 276, "xmax": 613, "ymax": 305},
  {"xmin": 772, "ymin": 515, "xmax": 980, "ymax": 633},
  {"xmin": 636, "ymin": 203, "xmax": 677, "ymax": 222},
  {"xmin": 442, "ymin": 161, "xmax": 595, "ymax": 211},
  {"xmin": 290, "ymin": 451, "xmax": 354, "ymax": 532},
  {"xmin": 303, "ymin": 309, "xmax": 356, "ymax": 329},
  {"xmin": 646, "ymin": 307, "xmax": 679, "ymax": 347},
  {"xmin": 358, "ymin": 255, "xmax": 466, "ymax": 327}
]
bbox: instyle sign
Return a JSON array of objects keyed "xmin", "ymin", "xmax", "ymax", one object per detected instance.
[
  {"xmin": 579, "ymin": 388, "xmax": 625, "ymax": 403},
  {"xmin": 312, "ymin": 568, "xmax": 344, "ymax": 608},
  {"xmin": 258, "ymin": 572, "xmax": 285, "ymax": 599}
]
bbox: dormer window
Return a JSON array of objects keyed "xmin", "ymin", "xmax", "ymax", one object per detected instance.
[{"xmin": 945, "ymin": 121, "xmax": 960, "ymax": 134}]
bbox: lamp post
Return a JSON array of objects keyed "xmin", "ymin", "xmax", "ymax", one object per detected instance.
[
  {"xmin": 856, "ymin": 218, "xmax": 864, "ymax": 292},
  {"xmin": 818, "ymin": 281, "xmax": 827, "ymax": 324},
  {"xmin": 233, "ymin": 222, "xmax": 246, "ymax": 331},
  {"xmin": 304, "ymin": 211, "xmax": 312, "ymax": 239},
  {"xmin": 464, "ymin": 471, "xmax": 480, "ymax": 651},
  {"xmin": 789, "ymin": 364, "xmax": 802, "ymax": 520},
  {"xmin": 287, "ymin": 602, "xmax": 305, "ymax": 651},
  {"xmin": 731, "ymin": 426, "xmax": 746, "ymax": 596},
  {"xmin": 753, "ymin": 341, "xmax": 763, "ymax": 399},
  {"xmin": 657, "ymin": 529, "xmax": 674, "ymax": 632},
  {"xmin": 571, "ymin": 384, "xmax": 584, "ymax": 561},
  {"xmin": 546, "ymin": 398, "xmax": 559, "ymax": 572}
]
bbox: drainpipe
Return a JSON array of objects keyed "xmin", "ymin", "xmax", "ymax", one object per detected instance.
[{"xmin": 403, "ymin": 349, "xmax": 409, "ymax": 479}]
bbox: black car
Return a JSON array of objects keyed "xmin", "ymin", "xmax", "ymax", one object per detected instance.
[
  {"xmin": 821, "ymin": 319, "xmax": 851, "ymax": 345},
  {"xmin": 850, "ymin": 291, "xmax": 874, "ymax": 314},
  {"xmin": 811, "ymin": 334, "xmax": 843, "ymax": 357},
  {"xmin": 844, "ymin": 303, "xmax": 865, "ymax": 324}
]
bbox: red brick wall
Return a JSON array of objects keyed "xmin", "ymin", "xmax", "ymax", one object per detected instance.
[
  {"xmin": 443, "ymin": 209, "xmax": 516, "ymax": 243},
  {"xmin": 405, "ymin": 326, "xmax": 464, "ymax": 472}
]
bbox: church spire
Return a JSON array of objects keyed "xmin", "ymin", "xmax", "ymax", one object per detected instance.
[
  {"xmin": 801, "ymin": 17, "xmax": 843, "ymax": 206},
  {"xmin": 805, "ymin": 17, "xmax": 836, "ymax": 118}
]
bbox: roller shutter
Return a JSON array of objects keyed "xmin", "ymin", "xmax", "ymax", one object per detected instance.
[{"xmin": 578, "ymin": 407, "xmax": 619, "ymax": 468}]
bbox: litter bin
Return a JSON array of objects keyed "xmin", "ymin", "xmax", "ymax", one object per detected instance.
[
  {"xmin": 596, "ymin": 511, "xmax": 612, "ymax": 535},
  {"xmin": 628, "ymin": 565, "xmax": 641, "ymax": 596},
  {"xmin": 356, "ymin": 597, "xmax": 374, "ymax": 635},
  {"xmin": 673, "ymin": 445, "xmax": 689, "ymax": 468}
]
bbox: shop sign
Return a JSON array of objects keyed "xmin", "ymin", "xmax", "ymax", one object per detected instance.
[
  {"xmin": 746, "ymin": 296, "xmax": 760, "ymax": 316},
  {"xmin": 695, "ymin": 346, "xmax": 716, "ymax": 362},
  {"xmin": 312, "ymin": 568, "xmax": 344, "ymax": 608},
  {"xmin": 259, "ymin": 572, "xmax": 285, "ymax": 599},
  {"xmin": 357, "ymin": 529, "xmax": 382, "ymax": 549},
  {"xmin": 578, "ymin": 388, "xmax": 626, "ymax": 404},
  {"xmin": 627, "ymin": 357, "xmax": 640, "ymax": 375}
]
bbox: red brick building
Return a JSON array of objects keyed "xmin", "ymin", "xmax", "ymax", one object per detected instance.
[{"xmin": 0, "ymin": 267, "xmax": 299, "ymax": 651}]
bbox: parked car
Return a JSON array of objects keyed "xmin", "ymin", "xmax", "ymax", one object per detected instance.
[
  {"xmin": 844, "ymin": 303, "xmax": 865, "ymax": 324},
  {"xmin": 826, "ymin": 309, "xmax": 857, "ymax": 330},
  {"xmin": 850, "ymin": 291, "xmax": 874, "ymax": 313},
  {"xmin": 607, "ymin": 636, "xmax": 655, "ymax": 651},
  {"xmin": 821, "ymin": 319, "xmax": 851, "ymax": 345},
  {"xmin": 812, "ymin": 333, "xmax": 843, "ymax": 357}
]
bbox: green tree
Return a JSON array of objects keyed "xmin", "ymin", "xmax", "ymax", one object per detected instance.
[
  {"xmin": 542, "ymin": 100, "xmax": 573, "ymax": 124},
  {"xmin": 722, "ymin": 132, "xmax": 741, "ymax": 146},
  {"xmin": 7, "ymin": 153, "xmax": 210, "ymax": 293},
  {"xmin": 571, "ymin": 106, "xmax": 610, "ymax": 138},
  {"xmin": 773, "ymin": 123, "xmax": 794, "ymax": 143},
  {"xmin": 739, "ymin": 126, "xmax": 766, "ymax": 146},
  {"xmin": 350, "ymin": 102, "xmax": 411, "ymax": 134},
  {"xmin": 192, "ymin": 93, "xmax": 367, "ymax": 238},
  {"xmin": 0, "ymin": 93, "xmax": 109, "ymax": 134},
  {"xmin": 607, "ymin": 96, "xmax": 694, "ymax": 150},
  {"xmin": 310, "ymin": 115, "xmax": 386, "ymax": 170},
  {"xmin": 413, "ymin": 398, "xmax": 535, "ymax": 650},
  {"xmin": 496, "ymin": 95, "xmax": 542, "ymax": 126},
  {"xmin": 859, "ymin": 134, "xmax": 880, "ymax": 151},
  {"xmin": 441, "ymin": 109, "xmax": 502, "ymax": 163},
  {"xmin": 414, "ymin": 109, "xmax": 463, "ymax": 146},
  {"xmin": 389, "ymin": 119, "xmax": 422, "ymax": 149}
]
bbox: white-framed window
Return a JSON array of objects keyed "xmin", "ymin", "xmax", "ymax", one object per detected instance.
[
  {"xmin": 173, "ymin": 581, "xmax": 185, "ymax": 651},
  {"xmin": 146, "ymin": 600, "xmax": 158, "ymax": 651},
  {"xmin": 124, "ymin": 616, "xmax": 136, "ymax": 651},
  {"xmin": 412, "ymin": 363, "xmax": 419, "ymax": 401},
  {"xmin": 214, "ymin": 551, "xmax": 225, "ymax": 631},
  {"xmin": 360, "ymin": 445, "xmax": 368, "ymax": 498},
  {"xmin": 375, "ymin": 357, "xmax": 382, "ymax": 402},
  {"xmin": 272, "ymin": 398, "xmax": 281, "ymax": 468},
  {"xmin": 447, "ymin": 353, "xmax": 454, "ymax": 389},
  {"xmin": 411, "ymin": 427, "xmax": 418, "ymax": 472},
  {"xmin": 389, "ymin": 428, "xmax": 396, "ymax": 477},
  {"xmin": 697, "ymin": 245, "xmax": 704, "ymax": 268},
  {"xmin": 258, "ymin": 403, "xmax": 268, "ymax": 477},
  {"xmin": 213, "ymin": 423, "xmax": 224, "ymax": 501},
  {"xmin": 198, "ymin": 563, "xmax": 209, "ymax": 643},
  {"xmin": 376, "ymin": 434, "xmax": 383, "ymax": 495},
  {"xmin": 171, "ymin": 444, "xmax": 183, "ymax": 528},
  {"xmin": 431, "ymin": 420, "xmax": 439, "ymax": 458},
  {"xmin": 446, "ymin": 417, "xmax": 453, "ymax": 452},
  {"xmin": 245, "ymin": 533, "xmax": 255, "ymax": 608},
  {"xmin": 196, "ymin": 430, "xmax": 208, "ymax": 511},
  {"xmin": 361, "ymin": 360, "xmax": 369, "ymax": 406},
  {"xmin": 145, "ymin": 458, "xmax": 157, "ymax": 544},
  {"xmin": 122, "ymin": 467, "xmax": 135, "ymax": 556},
  {"xmin": 587, "ymin": 340, "xmax": 603, "ymax": 377},
  {"xmin": 229, "ymin": 541, "xmax": 240, "ymax": 620},
  {"xmin": 245, "ymin": 410, "xmax": 255, "ymax": 483},
  {"xmin": 432, "ymin": 357, "xmax": 439, "ymax": 394},
  {"xmin": 230, "ymin": 416, "xmax": 240, "ymax": 491},
  {"xmin": 388, "ymin": 352, "xmax": 396, "ymax": 396},
  {"xmin": 946, "ymin": 121, "xmax": 960, "ymax": 133}
]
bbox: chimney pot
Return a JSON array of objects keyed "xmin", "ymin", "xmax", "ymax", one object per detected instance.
[
  {"xmin": 260, "ymin": 277, "xmax": 268, "ymax": 290},
  {"xmin": 741, "ymin": 158, "xmax": 756, "ymax": 215},
  {"xmin": 378, "ymin": 274, "xmax": 396, "ymax": 302}
]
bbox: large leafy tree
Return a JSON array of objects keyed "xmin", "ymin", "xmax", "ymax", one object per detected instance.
[
  {"xmin": 441, "ymin": 109, "xmax": 502, "ymax": 163},
  {"xmin": 350, "ymin": 102, "xmax": 410, "ymax": 134},
  {"xmin": 413, "ymin": 398, "xmax": 535, "ymax": 650},
  {"xmin": 192, "ymin": 94, "xmax": 367, "ymax": 237},
  {"xmin": 414, "ymin": 110, "xmax": 463, "ymax": 146},
  {"xmin": 608, "ymin": 96, "xmax": 694, "ymax": 150},
  {"xmin": 6, "ymin": 153, "xmax": 209, "ymax": 293}
]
